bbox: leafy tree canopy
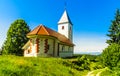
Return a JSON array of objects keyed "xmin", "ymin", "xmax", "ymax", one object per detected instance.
[
  {"xmin": 101, "ymin": 43, "xmax": 120, "ymax": 67},
  {"xmin": 2, "ymin": 19, "xmax": 30, "ymax": 55}
]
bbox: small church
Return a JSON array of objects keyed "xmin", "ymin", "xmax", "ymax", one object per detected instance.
[{"xmin": 23, "ymin": 10, "xmax": 74, "ymax": 57}]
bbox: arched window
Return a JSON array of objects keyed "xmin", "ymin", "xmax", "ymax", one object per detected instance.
[{"xmin": 27, "ymin": 49, "xmax": 30, "ymax": 54}]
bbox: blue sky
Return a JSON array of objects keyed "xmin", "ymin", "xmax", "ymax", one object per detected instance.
[{"xmin": 0, "ymin": 0, "xmax": 120, "ymax": 53}]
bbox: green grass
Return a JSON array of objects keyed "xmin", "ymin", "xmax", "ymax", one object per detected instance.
[
  {"xmin": 100, "ymin": 67, "xmax": 120, "ymax": 76},
  {"xmin": 87, "ymin": 67, "xmax": 116, "ymax": 76},
  {"xmin": 0, "ymin": 55, "xmax": 87, "ymax": 76},
  {"xmin": 0, "ymin": 54, "xmax": 119, "ymax": 76}
]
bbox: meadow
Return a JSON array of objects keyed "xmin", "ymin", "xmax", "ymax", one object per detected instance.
[
  {"xmin": 0, "ymin": 55, "xmax": 87, "ymax": 76},
  {"xmin": 0, "ymin": 55, "xmax": 117, "ymax": 76}
]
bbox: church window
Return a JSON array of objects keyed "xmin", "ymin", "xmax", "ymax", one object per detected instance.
[
  {"xmin": 27, "ymin": 49, "xmax": 30, "ymax": 54},
  {"xmin": 62, "ymin": 26, "xmax": 64, "ymax": 30}
]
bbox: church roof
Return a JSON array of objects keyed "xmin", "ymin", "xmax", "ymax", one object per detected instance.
[
  {"xmin": 58, "ymin": 10, "xmax": 72, "ymax": 25},
  {"xmin": 27, "ymin": 24, "xmax": 74, "ymax": 46}
]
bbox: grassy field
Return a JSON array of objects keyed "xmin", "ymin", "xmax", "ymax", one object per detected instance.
[
  {"xmin": 0, "ymin": 55, "xmax": 88, "ymax": 76},
  {"xmin": 1, "ymin": 55, "xmax": 116, "ymax": 76}
]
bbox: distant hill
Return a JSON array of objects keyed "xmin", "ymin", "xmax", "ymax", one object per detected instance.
[{"xmin": 74, "ymin": 51, "xmax": 102, "ymax": 55}]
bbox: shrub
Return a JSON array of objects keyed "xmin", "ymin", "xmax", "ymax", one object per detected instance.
[
  {"xmin": 77, "ymin": 55, "xmax": 90, "ymax": 70},
  {"xmin": 99, "ymin": 67, "xmax": 113, "ymax": 76},
  {"xmin": 101, "ymin": 43, "xmax": 120, "ymax": 67}
]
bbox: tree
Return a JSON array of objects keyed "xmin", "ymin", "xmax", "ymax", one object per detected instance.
[
  {"xmin": 2, "ymin": 19, "xmax": 30, "ymax": 55},
  {"xmin": 101, "ymin": 43, "xmax": 120, "ymax": 67},
  {"xmin": 107, "ymin": 9, "xmax": 120, "ymax": 45}
]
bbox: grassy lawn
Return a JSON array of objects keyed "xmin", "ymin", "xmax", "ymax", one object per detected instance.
[{"xmin": 0, "ymin": 55, "xmax": 88, "ymax": 76}]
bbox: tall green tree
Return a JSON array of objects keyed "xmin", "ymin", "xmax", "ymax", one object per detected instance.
[
  {"xmin": 107, "ymin": 9, "xmax": 120, "ymax": 45},
  {"xmin": 2, "ymin": 19, "xmax": 30, "ymax": 55}
]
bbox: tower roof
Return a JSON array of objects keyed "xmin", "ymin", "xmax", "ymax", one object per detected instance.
[{"xmin": 58, "ymin": 10, "xmax": 72, "ymax": 25}]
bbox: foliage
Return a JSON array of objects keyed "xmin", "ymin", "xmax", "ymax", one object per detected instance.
[
  {"xmin": 101, "ymin": 9, "xmax": 120, "ymax": 75},
  {"xmin": 107, "ymin": 9, "xmax": 120, "ymax": 45},
  {"xmin": 77, "ymin": 55, "xmax": 90, "ymax": 70},
  {"xmin": 100, "ymin": 67, "xmax": 115, "ymax": 76},
  {"xmin": 89, "ymin": 62, "xmax": 103, "ymax": 70},
  {"xmin": 67, "ymin": 55, "xmax": 104, "ymax": 71},
  {"xmin": 2, "ymin": 19, "xmax": 30, "ymax": 55},
  {"xmin": 0, "ymin": 55, "xmax": 84, "ymax": 76},
  {"xmin": 101, "ymin": 43, "xmax": 120, "ymax": 67},
  {"xmin": 99, "ymin": 63, "xmax": 120, "ymax": 76},
  {"xmin": 111, "ymin": 67, "xmax": 120, "ymax": 75}
]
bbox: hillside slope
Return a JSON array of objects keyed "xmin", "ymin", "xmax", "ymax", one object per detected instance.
[{"xmin": 0, "ymin": 55, "xmax": 82, "ymax": 76}]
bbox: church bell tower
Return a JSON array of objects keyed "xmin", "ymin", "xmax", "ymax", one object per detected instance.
[{"xmin": 58, "ymin": 9, "xmax": 73, "ymax": 42}]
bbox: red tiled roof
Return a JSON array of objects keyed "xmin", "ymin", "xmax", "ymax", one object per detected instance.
[{"xmin": 27, "ymin": 24, "xmax": 74, "ymax": 46}]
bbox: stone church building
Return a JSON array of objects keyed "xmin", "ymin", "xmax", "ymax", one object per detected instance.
[{"xmin": 23, "ymin": 10, "xmax": 74, "ymax": 57}]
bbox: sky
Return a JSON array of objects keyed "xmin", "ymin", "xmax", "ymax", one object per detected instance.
[{"xmin": 0, "ymin": 0, "xmax": 120, "ymax": 53}]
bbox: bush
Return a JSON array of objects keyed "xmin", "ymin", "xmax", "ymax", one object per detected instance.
[
  {"xmin": 89, "ymin": 62, "xmax": 103, "ymax": 70},
  {"xmin": 101, "ymin": 43, "xmax": 120, "ymax": 67},
  {"xmin": 77, "ymin": 55, "xmax": 90, "ymax": 70},
  {"xmin": 99, "ymin": 67, "xmax": 113, "ymax": 76}
]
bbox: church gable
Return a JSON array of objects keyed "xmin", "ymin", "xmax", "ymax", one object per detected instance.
[{"xmin": 27, "ymin": 25, "xmax": 49, "ymax": 36}]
